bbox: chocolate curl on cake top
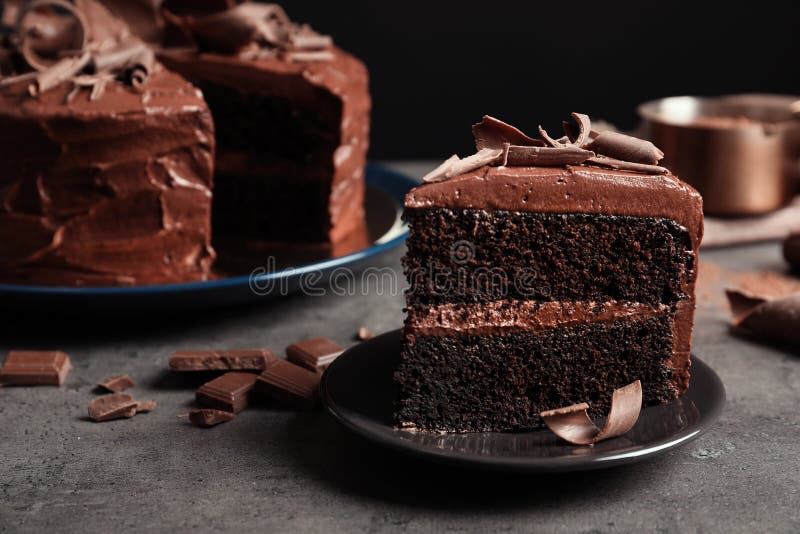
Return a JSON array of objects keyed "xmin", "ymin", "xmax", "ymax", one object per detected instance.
[
  {"xmin": 726, "ymin": 288, "xmax": 800, "ymax": 346},
  {"xmin": 161, "ymin": 2, "xmax": 334, "ymax": 62},
  {"xmin": 0, "ymin": 0, "xmax": 156, "ymax": 99},
  {"xmin": 540, "ymin": 380, "xmax": 643, "ymax": 445},
  {"xmin": 422, "ymin": 113, "xmax": 669, "ymax": 183}
]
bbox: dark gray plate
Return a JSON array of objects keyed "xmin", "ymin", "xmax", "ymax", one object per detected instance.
[{"xmin": 321, "ymin": 329, "xmax": 726, "ymax": 473}]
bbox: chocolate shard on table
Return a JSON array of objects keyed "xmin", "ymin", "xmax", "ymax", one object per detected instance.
[
  {"xmin": 540, "ymin": 380, "xmax": 643, "ymax": 445},
  {"xmin": 187, "ymin": 409, "xmax": 236, "ymax": 428},
  {"xmin": 256, "ymin": 359, "xmax": 320, "ymax": 410},
  {"xmin": 397, "ymin": 112, "xmax": 703, "ymax": 432},
  {"xmin": 88, "ymin": 394, "xmax": 139, "ymax": 422},
  {"xmin": 0, "ymin": 0, "xmax": 215, "ymax": 287},
  {"xmin": 97, "ymin": 374, "xmax": 135, "ymax": 393},
  {"xmin": 726, "ymin": 288, "xmax": 800, "ymax": 346},
  {"xmin": 0, "ymin": 351, "xmax": 72, "ymax": 386},
  {"xmin": 286, "ymin": 337, "xmax": 343, "ymax": 373},
  {"xmin": 169, "ymin": 349, "xmax": 276, "ymax": 371},
  {"xmin": 196, "ymin": 372, "xmax": 258, "ymax": 413}
]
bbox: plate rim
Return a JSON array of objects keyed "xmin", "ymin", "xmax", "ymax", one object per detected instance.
[
  {"xmin": 321, "ymin": 329, "xmax": 727, "ymax": 473},
  {"xmin": 0, "ymin": 163, "xmax": 414, "ymax": 296}
]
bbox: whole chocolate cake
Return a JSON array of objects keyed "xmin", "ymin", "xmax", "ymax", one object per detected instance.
[
  {"xmin": 0, "ymin": 0, "xmax": 215, "ymax": 286},
  {"xmin": 151, "ymin": 1, "xmax": 370, "ymax": 245},
  {"xmin": 394, "ymin": 114, "xmax": 703, "ymax": 432}
]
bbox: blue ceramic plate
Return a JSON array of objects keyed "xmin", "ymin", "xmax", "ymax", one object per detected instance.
[
  {"xmin": 0, "ymin": 164, "xmax": 414, "ymax": 313},
  {"xmin": 321, "ymin": 329, "xmax": 726, "ymax": 473}
]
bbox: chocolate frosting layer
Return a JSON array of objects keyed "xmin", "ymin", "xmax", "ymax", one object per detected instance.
[
  {"xmin": 406, "ymin": 165, "xmax": 704, "ymax": 249},
  {"xmin": 0, "ymin": 67, "xmax": 216, "ymax": 286},
  {"xmin": 406, "ymin": 299, "xmax": 669, "ymax": 337}
]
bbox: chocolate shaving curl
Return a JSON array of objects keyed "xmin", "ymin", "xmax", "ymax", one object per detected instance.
[
  {"xmin": 586, "ymin": 131, "xmax": 665, "ymax": 165},
  {"xmin": 473, "ymin": 115, "xmax": 543, "ymax": 150},
  {"xmin": 585, "ymin": 155, "xmax": 669, "ymax": 175},
  {"xmin": 4, "ymin": 0, "xmax": 156, "ymax": 98},
  {"xmin": 422, "ymin": 148, "xmax": 503, "ymax": 183},
  {"xmin": 505, "ymin": 144, "xmax": 594, "ymax": 167},
  {"xmin": 540, "ymin": 380, "xmax": 642, "ymax": 445},
  {"xmin": 178, "ymin": 2, "xmax": 332, "ymax": 60},
  {"xmin": 726, "ymin": 288, "xmax": 800, "ymax": 345},
  {"xmin": 18, "ymin": 0, "xmax": 89, "ymax": 71},
  {"xmin": 424, "ymin": 112, "xmax": 670, "ymax": 184}
]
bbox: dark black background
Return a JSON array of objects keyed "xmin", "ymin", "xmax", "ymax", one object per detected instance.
[{"xmin": 283, "ymin": 1, "xmax": 798, "ymax": 159}]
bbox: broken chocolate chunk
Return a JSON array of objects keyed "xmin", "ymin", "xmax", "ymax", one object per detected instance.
[
  {"xmin": 0, "ymin": 350, "xmax": 72, "ymax": 386},
  {"xmin": 169, "ymin": 349, "xmax": 276, "ymax": 371},
  {"xmin": 286, "ymin": 337, "xmax": 343, "ymax": 372},
  {"xmin": 196, "ymin": 372, "xmax": 258, "ymax": 413},
  {"xmin": 97, "ymin": 374, "xmax": 135, "ymax": 393},
  {"xmin": 88, "ymin": 393, "xmax": 138, "ymax": 422},
  {"xmin": 256, "ymin": 359, "xmax": 320, "ymax": 410},
  {"xmin": 540, "ymin": 380, "xmax": 642, "ymax": 445},
  {"xmin": 187, "ymin": 409, "xmax": 236, "ymax": 428}
]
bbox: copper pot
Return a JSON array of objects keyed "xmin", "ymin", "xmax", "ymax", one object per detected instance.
[{"xmin": 638, "ymin": 94, "xmax": 800, "ymax": 216}]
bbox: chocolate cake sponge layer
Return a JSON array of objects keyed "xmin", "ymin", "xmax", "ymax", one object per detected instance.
[
  {"xmin": 395, "ymin": 316, "xmax": 676, "ymax": 432},
  {"xmin": 404, "ymin": 209, "xmax": 695, "ymax": 307},
  {"xmin": 199, "ymin": 81, "xmax": 341, "ymax": 168}
]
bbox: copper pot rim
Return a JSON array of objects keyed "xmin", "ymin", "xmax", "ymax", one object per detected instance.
[{"xmin": 638, "ymin": 94, "xmax": 800, "ymax": 130}]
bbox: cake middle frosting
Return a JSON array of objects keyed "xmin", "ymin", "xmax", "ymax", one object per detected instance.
[{"xmin": 395, "ymin": 114, "xmax": 703, "ymax": 433}]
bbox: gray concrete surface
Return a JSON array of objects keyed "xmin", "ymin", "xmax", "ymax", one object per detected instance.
[{"xmin": 1, "ymin": 162, "xmax": 799, "ymax": 533}]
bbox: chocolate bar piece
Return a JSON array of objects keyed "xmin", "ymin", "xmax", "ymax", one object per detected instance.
[
  {"xmin": 97, "ymin": 374, "xmax": 135, "ymax": 392},
  {"xmin": 88, "ymin": 394, "xmax": 138, "ymax": 422},
  {"xmin": 195, "ymin": 372, "xmax": 258, "ymax": 413},
  {"xmin": 169, "ymin": 349, "xmax": 276, "ymax": 371},
  {"xmin": 188, "ymin": 409, "xmax": 236, "ymax": 428},
  {"xmin": 0, "ymin": 350, "xmax": 72, "ymax": 386},
  {"xmin": 256, "ymin": 359, "xmax": 320, "ymax": 410},
  {"xmin": 286, "ymin": 338, "xmax": 343, "ymax": 373}
]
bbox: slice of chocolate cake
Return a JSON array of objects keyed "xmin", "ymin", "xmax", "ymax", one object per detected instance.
[
  {"xmin": 152, "ymin": 2, "xmax": 370, "ymax": 245},
  {"xmin": 0, "ymin": 0, "xmax": 215, "ymax": 286},
  {"xmin": 394, "ymin": 114, "xmax": 703, "ymax": 432}
]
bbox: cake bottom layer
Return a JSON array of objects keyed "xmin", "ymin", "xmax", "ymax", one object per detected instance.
[{"xmin": 394, "ymin": 316, "xmax": 680, "ymax": 432}]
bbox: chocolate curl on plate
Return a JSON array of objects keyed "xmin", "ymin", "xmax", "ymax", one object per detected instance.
[
  {"xmin": 585, "ymin": 155, "xmax": 669, "ymax": 175},
  {"xmin": 505, "ymin": 144, "xmax": 594, "ymax": 166},
  {"xmin": 472, "ymin": 115, "xmax": 543, "ymax": 150},
  {"xmin": 540, "ymin": 380, "xmax": 642, "ymax": 445},
  {"xmin": 586, "ymin": 130, "xmax": 665, "ymax": 165},
  {"xmin": 726, "ymin": 288, "xmax": 800, "ymax": 345},
  {"xmin": 421, "ymin": 148, "xmax": 503, "ymax": 183}
]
